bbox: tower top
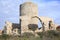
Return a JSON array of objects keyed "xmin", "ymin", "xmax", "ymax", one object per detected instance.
[
  {"xmin": 25, "ymin": 0, "xmax": 31, "ymax": 2},
  {"xmin": 21, "ymin": 2, "xmax": 37, "ymax": 7},
  {"xmin": 20, "ymin": 2, "xmax": 38, "ymax": 16}
]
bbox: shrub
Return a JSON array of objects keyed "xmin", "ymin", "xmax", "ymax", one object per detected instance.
[
  {"xmin": 22, "ymin": 32, "xmax": 35, "ymax": 38},
  {"xmin": 37, "ymin": 30, "xmax": 60, "ymax": 40},
  {"xmin": 0, "ymin": 34, "xmax": 10, "ymax": 40}
]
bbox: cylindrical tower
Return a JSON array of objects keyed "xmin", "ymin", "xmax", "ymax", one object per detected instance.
[
  {"xmin": 20, "ymin": 2, "xmax": 38, "ymax": 16},
  {"xmin": 20, "ymin": 2, "xmax": 38, "ymax": 34}
]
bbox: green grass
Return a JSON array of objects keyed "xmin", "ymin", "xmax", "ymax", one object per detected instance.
[
  {"xmin": 0, "ymin": 30, "xmax": 60, "ymax": 40},
  {"xmin": 37, "ymin": 30, "xmax": 60, "ymax": 40}
]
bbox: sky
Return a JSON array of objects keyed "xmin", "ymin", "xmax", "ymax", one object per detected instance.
[{"xmin": 0, "ymin": 0, "xmax": 60, "ymax": 30}]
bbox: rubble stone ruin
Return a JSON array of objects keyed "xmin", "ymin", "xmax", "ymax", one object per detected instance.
[
  {"xmin": 20, "ymin": 2, "xmax": 55, "ymax": 34},
  {"xmin": 3, "ymin": 2, "xmax": 59, "ymax": 35}
]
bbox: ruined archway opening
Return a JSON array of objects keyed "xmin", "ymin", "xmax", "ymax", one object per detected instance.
[
  {"xmin": 38, "ymin": 20, "xmax": 42, "ymax": 30},
  {"xmin": 31, "ymin": 16, "xmax": 42, "ymax": 30},
  {"xmin": 48, "ymin": 21, "xmax": 53, "ymax": 30}
]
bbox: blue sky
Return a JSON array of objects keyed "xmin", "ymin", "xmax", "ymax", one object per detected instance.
[{"xmin": 0, "ymin": 0, "xmax": 60, "ymax": 30}]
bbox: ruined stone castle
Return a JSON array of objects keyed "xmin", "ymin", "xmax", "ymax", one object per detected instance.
[{"xmin": 3, "ymin": 2, "xmax": 59, "ymax": 35}]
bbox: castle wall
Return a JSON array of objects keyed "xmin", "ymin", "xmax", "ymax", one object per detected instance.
[
  {"xmin": 4, "ymin": 21, "xmax": 12, "ymax": 35},
  {"xmin": 39, "ymin": 17, "xmax": 54, "ymax": 30}
]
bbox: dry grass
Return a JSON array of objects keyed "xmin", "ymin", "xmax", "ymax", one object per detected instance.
[{"xmin": 0, "ymin": 30, "xmax": 60, "ymax": 40}]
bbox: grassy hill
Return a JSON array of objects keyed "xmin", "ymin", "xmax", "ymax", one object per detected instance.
[{"xmin": 0, "ymin": 30, "xmax": 60, "ymax": 40}]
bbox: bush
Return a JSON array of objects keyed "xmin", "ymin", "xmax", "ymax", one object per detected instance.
[
  {"xmin": 0, "ymin": 30, "xmax": 60, "ymax": 40},
  {"xmin": 0, "ymin": 34, "xmax": 10, "ymax": 40},
  {"xmin": 37, "ymin": 32, "xmax": 43, "ymax": 38},
  {"xmin": 22, "ymin": 32, "xmax": 35, "ymax": 38},
  {"xmin": 37, "ymin": 30, "xmax": 60, "ymax": 40}
]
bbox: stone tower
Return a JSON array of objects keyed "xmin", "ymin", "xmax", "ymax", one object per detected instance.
[{"xmin": 20, "ymin": 2, "xmax": 38, "ymax": 34}]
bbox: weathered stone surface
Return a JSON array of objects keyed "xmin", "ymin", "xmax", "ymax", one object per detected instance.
[
  {"xmin": 4, "ymin": 21, "xmax": 12, "ymax": 35},
  {"xmin": 20, "ymin": 2, "xmax": 38, "ymax": 34},
  {"xmin": 3, "ymin": 2, "xmax": 59, "ymax": 35}
]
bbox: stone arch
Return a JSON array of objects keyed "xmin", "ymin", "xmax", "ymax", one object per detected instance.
[{"xmin": 32, "ymin": 16, "xmax": 45, "ymax": 31}]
